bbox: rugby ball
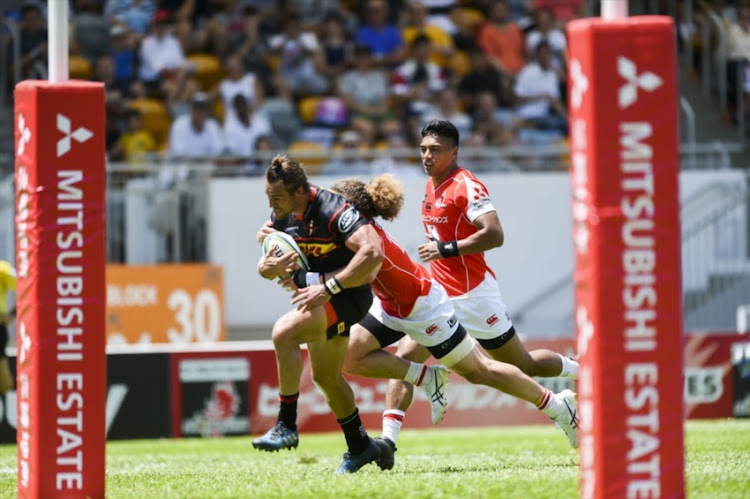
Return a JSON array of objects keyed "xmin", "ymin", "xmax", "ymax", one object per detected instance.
[{"xmin": 260, "ymin": 231, "xmax": 309, "ymax": 277}]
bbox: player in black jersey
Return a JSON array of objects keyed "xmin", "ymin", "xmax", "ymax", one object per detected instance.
[{"xmin": 254, "ymin": 155, "xmax": 385, "ymax": 474}]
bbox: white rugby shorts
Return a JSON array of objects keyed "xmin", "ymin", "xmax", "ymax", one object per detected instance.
[
  {"xmin": 367, "ymin": 280, "xmax": 460, "ymax": 348},
  {"xmin": 450, "ymin": 273, "xmax": 514, "ymax": 341}
]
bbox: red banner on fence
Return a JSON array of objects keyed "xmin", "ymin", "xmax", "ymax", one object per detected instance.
[
  {"xmin": 568, "ymin": 16, "xmax": 684, "ymax": 498},
  {"xmin": 15, "ymin": 81, "xmax": 106, "ymax": 498}
]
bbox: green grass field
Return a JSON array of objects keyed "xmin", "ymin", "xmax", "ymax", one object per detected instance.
[{"xmin": 0, "ymin": 420, "xmax": 746, "ymax": 498}]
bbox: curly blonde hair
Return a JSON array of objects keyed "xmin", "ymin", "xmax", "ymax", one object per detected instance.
[{"xmin": 330, "ymin": 174, "xmax": 404, "ymax": 221}]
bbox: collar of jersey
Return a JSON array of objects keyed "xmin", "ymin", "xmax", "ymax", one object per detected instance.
[{"xmin": 294, "ymin": 186, "xmax": 318, "ymax": 221}]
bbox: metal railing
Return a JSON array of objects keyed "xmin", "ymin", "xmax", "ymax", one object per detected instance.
[{"xmin": 513, "ymin": 172, "xmax": 750, "ymax": 333}]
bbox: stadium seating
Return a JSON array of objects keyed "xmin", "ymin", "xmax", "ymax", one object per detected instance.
[
  {"xmin": 127, "ymin": 98, "xmax": 172, "ymax": 149},
  {"xmin": 69, "ymin": 54, "xmax": 93, "ymax": 80},
  {"xmin": 287, "ymin": 140, "xmax": 328, "ymax": 172},
  {"xmin": 298, "ymin": 96, "xmax": 323, "ymax": 125},
  {"xmin": 187, "ymin": 53, "xmax": 224, "ymax": 90}
]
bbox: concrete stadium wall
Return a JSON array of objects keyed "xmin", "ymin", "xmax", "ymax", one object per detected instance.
[{"xmin": 207, "ymin": 169, "xmax": 747, "ymax": 335}]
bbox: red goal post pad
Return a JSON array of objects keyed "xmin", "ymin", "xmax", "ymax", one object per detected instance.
[
  {"xmin": 14, "ymin": 81, "xmax": 106, "ymax": 498},
  {"xmin": 567, "ymin": 17, "xmax": 685, "ymax": 499}
]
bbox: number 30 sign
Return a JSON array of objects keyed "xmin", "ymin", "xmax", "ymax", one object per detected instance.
[{"xmin": 106, "ymin": 264, "xmax": 226, "ymax": 345}]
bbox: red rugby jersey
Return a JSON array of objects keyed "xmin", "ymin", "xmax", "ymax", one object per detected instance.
[
  {"xmin": 422, "ymin": 167, "xmax": 497, "ymax": 296},
  {"xmin": 370, "ymin": 222, "xmax": 432, "ymax": 318}
]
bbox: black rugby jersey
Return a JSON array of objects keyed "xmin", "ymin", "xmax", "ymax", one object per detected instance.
[{"xmin": 271, "ymin": 186, "xmax": 369, "ymax": 273}]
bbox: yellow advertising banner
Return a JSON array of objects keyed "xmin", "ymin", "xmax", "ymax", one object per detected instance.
[{"xmin": 106, "ymin": 264, "xmax": 226, "ymax": 345}]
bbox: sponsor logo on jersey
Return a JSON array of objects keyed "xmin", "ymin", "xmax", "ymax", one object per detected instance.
[
  {"xmin": 447, "ymin": 315, "xmax": 457, "ymax": 327},
  {"xmin": 470, "ymin": 198, "xmax": 492, "ymax": 210},
  {"xmin": 422, "ymin": 215, "xmax": 449, "ymax": 224},
  {"xmin": 425, "ymin": 324, "xmax": 438, "ymax": 336},
  {"xmin": 425, "ymin": 202, "xmax": 432, "ymax": 211},
  {"xmin": 298, "ymin": 242, "xmax": 338, "ymax": 257},
  {"xmin": 338, "ymin": 207, "xmax": 359, "ymax": 232},
  {"xmin": 486, "ymin": 314, "xmax": 499, "ymax": 326}
]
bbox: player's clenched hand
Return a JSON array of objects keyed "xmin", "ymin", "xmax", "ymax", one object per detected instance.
[
  {"xmin": 290, "ymin": 284, "xmax": 331, "ymax": 313},
  {"xmin": 256, "ymin": 220, "xmax": 275, "ymax": 244},
  {"xmin": 258, "ymin": 247, "xmax": 299, "ymax": 279},
  {"xmin": 417, "ymin": 240, "xmax": 443, "ymax": 262}
]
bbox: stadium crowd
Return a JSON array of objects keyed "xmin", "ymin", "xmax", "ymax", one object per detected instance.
[{"xmin": 2, "ymin": 0, "xmax": 583, "ymax": 173}]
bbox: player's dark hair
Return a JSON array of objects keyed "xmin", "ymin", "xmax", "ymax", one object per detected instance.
[
  {"xmin": 266, "ymin": 155, "xmax": 310, "ymax": 194},
  {"xmin": 330, "ymin": 174, "xmax": 404, "ymax": 221},
  {"xmin": 421, "ymin": 120, "xmax": 459, "ymax": 148}
]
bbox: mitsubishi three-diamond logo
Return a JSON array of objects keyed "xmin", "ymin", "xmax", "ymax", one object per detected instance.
[
  {"xmin": 618, "ymin": 56, "xmax": 663, "ymax": 109},
  {"xmin": 17, "ymin": 114, "xmax": 31, "ymax": 156},
  {"xmin": 18, "ymin": 321, "xmax": 31, "ymax": 366},
  {"xmin": 569, "ymin": 58, "xmax": 589, "ymax": 110},
  {"xmin": 56, "ymin": 113, "xmax": 93, "ymax": 157}
]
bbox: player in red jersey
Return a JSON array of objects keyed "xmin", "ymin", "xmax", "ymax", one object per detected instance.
[
  {"xmin": 317, "ymin": 175, "xmax": 579, "ymax": 470},
  {"xmin": 377, "ymin": 120, "xmax": 580, "ymax": 458}
]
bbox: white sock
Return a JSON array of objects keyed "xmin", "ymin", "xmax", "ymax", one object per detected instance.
[
  {"xmin": 404, "ymin": 362, "xmax": 427, "ymax": 386},
  {"xmin": 382, "ymin": 409, "xmax": 405, "ymax": 444},
  {"xmin": 536, "ymin": 389, "xmax": 565, "ymax": 418},
  {"xmin": 559, "ymin": 354, "xmax": 579, "ymax": 380}
]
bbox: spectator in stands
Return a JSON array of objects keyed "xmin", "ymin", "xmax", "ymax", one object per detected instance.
[
  {"xmin": 289, "ymin": 0, "xmax": 342, "ymax": 31},
  {"xmin": 267, "ymin": 12, "xmax": 329, "ymax": 98},
  {"xmin": 471, "ymin": 90, "xmax": 516, "ymax": 146},
  {"xmin": 167, "ymin": 92, "xmax": 225, "ymax": 160},
  {"xmin": 525, "ymin": 8, "xmax": 567, "ymax": 69},
  {"xmin": 513, "ymin": 40, "xmax": 567, "ymax": 136},
  {"xmin": 223, "ymin": 94, "xmax": 273, "ymax": 159},
  {"xmin": 416, "ymin": 86, "xmax": 473, "ymax": 141},
  {"xmin": 10, "ymin": 2, "xmax": 47, "ymax": 80},
  {"xmin": 228, "ymin": 4, "xmax": 272, "ymax": 93},
  {"xmin": 92, "ymin": 54, "xmax": 132, "ymax": 112},
  {"xmin": 370, "ymin": 132, "xmax": 423, "ymax": 176},
  {"xmin": 189, "ymin": 0, "xmax": 240, "ymax": 60},
  {"xmin": 165, "ymin": 76, "xmax": 202, "ymax": 119},
  {"xmin": 104, "ymin": 0, "xmax": 157, "ymax": 40},
  {"xmin": 214, "ymin": 54, "xmax": 265, "ymax": 126},
  {"xmin": 109, "ymin": 24, "xmax": 139, "ymax": 95},
  {"xmin": 337, "ymin": 43, "xmax": 401, "ymax": 146},
  {"xmin": 109, "ymin": 108, "xmax": 157, "ymax": 164},
  {"xmin": 457, "ymin": 46, "xmax": 513, "ymax": 115},
  {"xmin": 476, "ymin": 0, "xmax": 525, "ymax": 78},
  {"xmin": 247, "ymin": 134, "xmax": 276, "ymax": 173},
  {"xmin": 410, "ymin": 0, "xmax": 459, "ymax": 35},
  {"xmin": 138, "ymin": 9, "xmax": 191, "ymax": 98},
  {"xmin": 355, "ymin": 0, "xmax": 406, "ymax": 68},
  {"xmin": 392, "ymin": 34, "xmax": 447, "ymax": 123},
  {"xmin": 71, "ymin": 0, "xmax": 110, "ymax": 63},
  {"xmin": 323, "ymin": 129, "xmax": 371, "ymax": 175},
  {"xmin": 450, "ymin": 4, "xmax": 482, "ymax": 53},
  {"xmin": 401, "ymin": 1, "xmax": 455, "ymax": 69},
  {"xmin": 316, "ymin": 10, "xmax": 355, "ymax": 89}
]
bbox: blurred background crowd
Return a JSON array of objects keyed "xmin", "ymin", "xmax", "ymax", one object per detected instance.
[
  {"xmin": 1, "ymin": 0, "xmax": 748, "ymax": 176},
  {"xmin": 1, "ymin": 0, "xmax": 585, "ymax": 175}
]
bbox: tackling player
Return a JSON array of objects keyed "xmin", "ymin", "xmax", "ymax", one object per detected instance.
[
  {"xmin": 254, "ymin": 155, "xmax": 384, "ymax": 473},
  {"xmin": 322, "ymin": 175, "xmax": 578, "ymax": 470},
  {"xmin": 377, "ymin": 120, "xmax": 580, "ymax": 461}
]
